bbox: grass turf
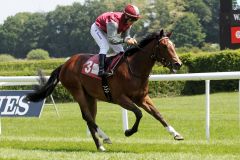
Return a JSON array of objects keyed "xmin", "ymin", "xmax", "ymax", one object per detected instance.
[{"xmin": 0, "ymin": 92, "xmax": 239, "ymax": 160}]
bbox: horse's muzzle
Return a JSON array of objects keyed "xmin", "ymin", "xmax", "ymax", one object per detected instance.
[
  {"xmin": 174, "ymin": 62, "xmax": 182, "ymax": 70},
  {"xmin": 170, "ymin": 62, "xmax": 182, "ymax": 73}
]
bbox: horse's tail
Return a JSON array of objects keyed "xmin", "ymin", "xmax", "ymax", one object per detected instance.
[{"xmin": 26, "ymin": 65, "xmax": 62, "ymax": 102}]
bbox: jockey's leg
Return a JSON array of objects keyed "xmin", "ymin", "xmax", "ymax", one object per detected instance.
[
  {"xmin": 110, "ymin": 44, "xmax": 124, "ymax": 55},
  {"xmin": 90, "ymin": 23, "xmax": 112, "ymax": 77},
  {"xmin": 98, "ymin": 54, "xmax": 113, "ymax": 77}
]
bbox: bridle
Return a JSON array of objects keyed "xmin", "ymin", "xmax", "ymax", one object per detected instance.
[
  {"xmin": 125, "ymin": 36, "xmax": 176, "ymax": 78},
  {"xmin": 151, "ymin": 37, "xmax": 169, "ymax": 62}
]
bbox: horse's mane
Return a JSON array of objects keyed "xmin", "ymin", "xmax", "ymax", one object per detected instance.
[{"xmin": 125, "ymin": 31, "xmax": 160, "ymax": 56}]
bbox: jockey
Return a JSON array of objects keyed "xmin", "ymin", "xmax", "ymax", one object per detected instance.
[{"xmin": 90, "ymin": 4, "xmax": 140, "ymax": 77}]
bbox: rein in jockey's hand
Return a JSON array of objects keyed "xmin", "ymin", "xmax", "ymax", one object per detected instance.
[{"xmin": 125, "ymin": 37, "xmax": 138, "ymax": 45}]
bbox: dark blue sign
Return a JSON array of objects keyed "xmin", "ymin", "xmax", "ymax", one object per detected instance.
[
  {"xmin": 231, "ymin": 11, "xmax": 240, "ymax": 26},
  {"xmin": 0, "ymin": 90, "xmax": 45, "ymax": 117}
]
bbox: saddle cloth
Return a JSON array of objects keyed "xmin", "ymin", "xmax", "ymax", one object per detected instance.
[{"xmin": 81, "ymin": 53, "xmax": 124, "ymax": 79}]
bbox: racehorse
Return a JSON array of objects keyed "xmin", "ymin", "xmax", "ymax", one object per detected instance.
[{"xmin": 26, "ymin": 29, "xmax": 183, "ymax": 151}]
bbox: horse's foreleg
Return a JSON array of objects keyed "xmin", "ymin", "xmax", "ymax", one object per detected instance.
[
  {"xmin": 117, "ymin": 95, "xmax": 142, "ymax": 137},
  {"xmin": 139, "ymin": 95, "xmax": 184, "ymax": 140}
]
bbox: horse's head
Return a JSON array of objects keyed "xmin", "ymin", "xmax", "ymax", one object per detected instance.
[{"xmin": 152, "ymin": 29, "xmax": 182, "ymax": 73}]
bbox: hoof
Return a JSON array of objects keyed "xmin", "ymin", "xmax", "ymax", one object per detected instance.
[
  {"xmin": 103, "ymin": 138, "xmax": 112, "ymax": 144},
  {"xmin": 124, "ymin": 129, "xmax": 134, "ymax": 137},
  {"xmin": 174, "ymin": 135, "xmax": 184, "ymax": 140},
  {"xmin": 98, "ymin": 145, "xmax": 106, "ymax": 152}
]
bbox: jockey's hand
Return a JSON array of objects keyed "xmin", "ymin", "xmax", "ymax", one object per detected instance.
[{"xmin": 125, "ymin": 38, "xmax": 138, "ymax": 45}]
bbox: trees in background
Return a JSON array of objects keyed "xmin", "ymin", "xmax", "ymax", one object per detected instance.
[
  {"xmin": 0, "ymin": 0, "xmax": 220, "ymax": 58},
  {"xmin": 173, "ymin": 13, "xmax": 206, "ymax": 47},
  {"xmin": 18, "ymin": 13, "xmax": 47, "ymax": 57},
  {"xmin": 0, "ymin": 13, "xmax": 31, "ymax": 57}
]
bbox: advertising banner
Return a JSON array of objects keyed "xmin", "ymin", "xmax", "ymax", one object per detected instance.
[
  {"xmin": 231, "ymin": 27, "xmax": 240, "ymax": 43},
  {"xmin": 220, "ymin": 0, "xmax": 240, "ymax": 49},
  {"xmin": 0, "ymin": 90, "xmax": 45, "ymax": 117}
]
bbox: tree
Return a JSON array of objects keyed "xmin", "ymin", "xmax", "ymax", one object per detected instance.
[
  {"xmin": 17, "ymin": 13, "xmax": 47, "ymax": 57},
  {"xmin": 202, "ymin": 0, "xmax": 219, "ymax": 43},
  {"xmin": 184, "ymin": 0, "xmax": 219, "ymax": 43},
  {"xmin": 232, "ymin": 0, "xmax": 239, "ymax": 10},
  {"xmin": 43, "ymin": 5, "xmax": 74, "ymax": 57},
  {"xmin": 0, "ymin": 25, "xmax": 5, "ymax": 53},
  {"xmin": 185, "ymin": 0, "xmax": 212, "ymax": 25},
  {"xmin": 68, "ymin": 1, "xmax": 110, "ymax": 54},
  {"xmin": 172, "ymin": 13, "xmax": 205, "ymax": 47},
  {"xmin": 0, "ymin": 13, "xmax": 31, "ymax": 57},
  {"xmin": 0, "ymin": 0, "xmax": 221, "ymax": 58},
  {"xmin": 42, "ymin": 1, "xmax": 109, "ymax": 57},
  {"xmin": 143, "ymin": 0, "xmax": 171, "ymax": 34}
]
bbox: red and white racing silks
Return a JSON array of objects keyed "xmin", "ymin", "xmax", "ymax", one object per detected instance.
[{"xmin": 95, "ymin": 12, "xmax": 132, "ymax": 34}]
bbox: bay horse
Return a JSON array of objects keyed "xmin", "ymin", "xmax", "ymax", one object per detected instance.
[{"xmin": 26, "ymin": 29, "xmax": 183, "ymax": 151}]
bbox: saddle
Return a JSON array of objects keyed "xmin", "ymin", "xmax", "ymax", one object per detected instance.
[{"xmin": 81, "ymin": 52, "xmax": 124, "ymax": 79}]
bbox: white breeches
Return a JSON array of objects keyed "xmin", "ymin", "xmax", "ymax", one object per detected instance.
[{"xmin": 90, "ymin": 23, "xmax": 124, "ymax": 56}]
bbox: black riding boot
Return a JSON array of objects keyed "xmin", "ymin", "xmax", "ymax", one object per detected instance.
[{"xmin": 98, "ymin": 54, "xmax": 113, "ymax": 77}]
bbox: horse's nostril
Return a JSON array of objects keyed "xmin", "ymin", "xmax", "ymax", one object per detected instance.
[
  {"xmin": 174, "ymin": 62, "xmax": 182, "ymax": 69},
  {"xmin": 175, "ymin": 62, "xmax": 181, "ymax": 66}
]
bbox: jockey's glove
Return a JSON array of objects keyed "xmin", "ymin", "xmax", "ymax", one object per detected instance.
[{"xmin": 125, "ymin": 37, "xmax": 138, "ymax": 45}]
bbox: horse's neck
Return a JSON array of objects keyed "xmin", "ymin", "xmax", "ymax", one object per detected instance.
[{"xmin": 128, "ymin": 42, "xmax": 155, "ymax": 78}]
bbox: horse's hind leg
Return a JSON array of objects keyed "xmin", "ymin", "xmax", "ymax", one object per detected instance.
[
  {"xmin": 117, "ymin": 95, "xmax": 143, "ymax": 137},
  {"xmin": 68, "ymin": 87, "xmax": 110, "ymax": 151},
  {"xmin": 138, "ymin": 95, "xmax": 184, "ymax": 140},
  {"xmin": 83, "ymin": 93, "xmax": 112, "ymax": 144}
]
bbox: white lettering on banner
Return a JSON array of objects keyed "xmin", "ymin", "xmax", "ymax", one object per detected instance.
[
  {"xmin": 233, "ymin": 14, "xmax": 240, "ymax": 21},
  {"xmin": 0, "ymin": 96, "xmax": 29, "ymax": 116}
]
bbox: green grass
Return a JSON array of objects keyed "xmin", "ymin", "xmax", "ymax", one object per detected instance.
[{"xmin": 0, "ymin": 92, "xmax": 239, "ymax": 160}]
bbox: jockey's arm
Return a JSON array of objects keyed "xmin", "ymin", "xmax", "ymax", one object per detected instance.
[
  {"xmin": 106, "ymin": 22, "xmax": 124, "ymax": 44},
  {"xmin": 121, "ymin": 27, "xmax": 131, "ymax": 41},
  {"xmin": 121, "ymin": 28, "xmax": 137, "ymax": 45},
  {"xmin": 107, "ymin": 22, "xmax": 137, "ymax": 45}
]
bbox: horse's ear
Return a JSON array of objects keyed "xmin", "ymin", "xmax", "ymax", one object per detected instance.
[
  {"xmin": 167, "ymin": 31, "xmax": 173, "ymax": 38},
  {"xmin": 159, "ymin": 29, "xmax": 164, "ymax": 37}
]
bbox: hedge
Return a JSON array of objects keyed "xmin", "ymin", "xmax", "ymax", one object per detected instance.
[
  {"xmin": 181, "ymin": 49, "xmax": 240, "ymax": 94},
  {"xmin": 0, "ymin": 54, "xmax": 16, "ymax": 62},
  {"xmin": 0, "ymin": 59, "xmax": 65, "ymax": 76},
  {"xmin": 27, "ymin": 49, "xmax": 50, "ymax": 60}
]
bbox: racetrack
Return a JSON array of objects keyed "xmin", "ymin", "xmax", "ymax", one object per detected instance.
[{"xmin": 0, "ymin": 92, "xmax": 239, "ymax": 160}]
